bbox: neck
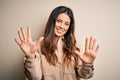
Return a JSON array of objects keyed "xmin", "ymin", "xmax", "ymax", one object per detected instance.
[{"xmin": 54, "ymin": 36, "xmax": 64, "ymax": 44}]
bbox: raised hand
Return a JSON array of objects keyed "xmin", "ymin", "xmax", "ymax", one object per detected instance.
[
  {"xmin": 75, "ymin": 37, "xmax": 99, "ymax": 64},
  {"xmin": 15, "ymin": 26, "xmax": 44, "ymax": 59}
]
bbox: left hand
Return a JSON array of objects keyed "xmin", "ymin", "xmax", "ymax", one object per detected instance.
[{"xmin": 75, "ymin": 37, "xmax": 99, "ymax": 64}]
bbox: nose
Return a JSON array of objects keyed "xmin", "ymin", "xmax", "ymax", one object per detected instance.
[{"xmin": 59, "ymin": 23, "xmax": 64, "ymax": 29}]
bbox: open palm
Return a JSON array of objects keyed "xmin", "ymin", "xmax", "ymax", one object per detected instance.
[
  {"xmin": 15, "ymin": 26, "xmax": 44, "ymax": 59},
  {"xmin": 75, "ymin": 37, "xmax": 99, "ymax": 64}
]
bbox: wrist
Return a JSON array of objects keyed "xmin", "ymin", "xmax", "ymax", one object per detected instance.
[{"xmin": 25, "ymin": 54, "xmax": 36, "ymax": 59}]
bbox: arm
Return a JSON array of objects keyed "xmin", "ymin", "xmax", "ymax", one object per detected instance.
[
  {"xmin": 76, "ymin": 60, "xmax": 94, "ymax": 79},
  {"xmin": 24, "ymin": 52, "xmax": 42, "ymax": 80},
  {"xmin": 14, "ymin": 26, "xmax": 44, "ymax": 80},
  {"xmin": 75, "ymin": 37, "xmax": 99, "ymax": 79}
]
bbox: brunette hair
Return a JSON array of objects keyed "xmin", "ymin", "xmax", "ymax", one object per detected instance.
[{"xmin": 41, "ymin": 6, "xmax": 79, "ymax": 66}]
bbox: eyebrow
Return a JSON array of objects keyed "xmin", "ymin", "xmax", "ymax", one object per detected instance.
[{"xmin": 56, "ymin": 18, "xmax": 70, "ymax": 23}]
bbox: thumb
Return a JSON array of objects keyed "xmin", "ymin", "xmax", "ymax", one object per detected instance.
[
  {"xmin": 74, "ymin": 50, "xmax": 83, "ymax": 60},
  {"xmin": 36, "ymin": 36, "xmax": 44, "ymax": 45}
]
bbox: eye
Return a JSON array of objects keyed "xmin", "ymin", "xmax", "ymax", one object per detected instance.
[
  {"xmin": 56, "ymin": 19, "xmax": 62, "ymax": 23},
  {"xmin": 65, "ymin": 23, "xmax": 70, "ymax": 26}
]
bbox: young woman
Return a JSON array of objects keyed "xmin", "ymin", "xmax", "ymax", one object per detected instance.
[{"xmin": 15, "ymin": 6, "xmax": 99, "ymax": 80}]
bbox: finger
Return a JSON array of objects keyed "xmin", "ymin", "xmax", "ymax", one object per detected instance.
[
  {"xmin": 18, "ymin": 30, "xmax": 23, "ymax": 41},
  {"xmin": 36, "ymin": 37, "xmax": 44, "ymax": 45},
  {"xmin": 95, "ymin": 45, "xmax": 99, "ymax": 54},
  {"xmin": 21, "ymin": 27, "xmax": 26, "ymax": 40},
  {"xmin": 27, "ymin": 26, "xmax": 32, "ymax": 41},
  {"xmin": 92, "ymin": 38, "xmax": 96, "ymax": 50},
  {"xmin": 85, "ymin": 37, "xmax": 89, "ymax": 51},
  {"xmin": 89, "ymin": 37, "xmax": 93, "ymax": 49},
  {"xmin": 14, "ymin": 38, "xmax": 21, "ymax": 46}
]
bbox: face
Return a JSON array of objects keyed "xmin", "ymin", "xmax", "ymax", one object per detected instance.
[{"xmin": 54, "ymin": 13, "xmax": 71, "ymax": 37}]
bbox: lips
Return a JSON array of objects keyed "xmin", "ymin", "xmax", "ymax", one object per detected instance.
[
  {"xmin": 57, "ymin": 29, "xmax": 63, "ymax": 33},
  {"xmin": 56, "ymin": 27, "xmax": 64, "ymax": 33}
]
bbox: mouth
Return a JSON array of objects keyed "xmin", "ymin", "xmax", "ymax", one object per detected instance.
[{"xmin": 56, "ymin": 28, "xmax": 64, "ymax": 33}]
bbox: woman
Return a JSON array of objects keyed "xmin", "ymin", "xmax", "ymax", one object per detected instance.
[{"xmin": 15, "ymin": 6, "xmax": 99, "ymax": 80}]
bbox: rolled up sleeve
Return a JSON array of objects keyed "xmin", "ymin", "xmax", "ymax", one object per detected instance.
[
  {"xmin": 76, "ymin": 60, "xmax": 94, "ymax": 79},
  {"xmin": 24, "ymin": 52, "xmax": 42, "ymax": 80}
]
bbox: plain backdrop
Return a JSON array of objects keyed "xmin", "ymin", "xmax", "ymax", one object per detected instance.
[{"xmin": 0, "ymin": 0, "xmax": 120, "ymax": 80}]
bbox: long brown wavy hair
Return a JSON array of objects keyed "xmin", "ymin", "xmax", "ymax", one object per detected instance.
[{"xmin": 41, "ymin": 6, "xmax": 80, "ymax": 67}]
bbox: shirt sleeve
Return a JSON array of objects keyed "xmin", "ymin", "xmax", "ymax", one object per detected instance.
[
  {"xmin": 76, "ymin": 59, "xmax": 94, "ymax": 79},
  {"xmin": 24, "ymin": 52, "xmax": 42, "ymax": 80}
]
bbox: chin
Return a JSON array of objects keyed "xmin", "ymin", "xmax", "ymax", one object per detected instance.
[{"xmin": 55, "ymin": 33, "xmax": 64, "ymax": 37}]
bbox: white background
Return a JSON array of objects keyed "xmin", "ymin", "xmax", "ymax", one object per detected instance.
[{"xmin": 0, "ymin": 0, "xmax": 120, "ymax": 80}]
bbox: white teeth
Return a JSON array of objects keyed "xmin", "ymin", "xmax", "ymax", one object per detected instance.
[
  {"xmin": 57, "ymin": 30, "xmax": 62, "ymax": 33},
  {"xmin": 57, "ymin": 30, "xmax": 63, "ymax": 33}
]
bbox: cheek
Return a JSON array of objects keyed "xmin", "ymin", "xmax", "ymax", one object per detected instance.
[
  {"xmin": 55, "ymin": 22, "xmax": 60, "ymax": 27},
  {"xmin": 65, "ymin": 26, "xmax": 70, "ymax": 31}
]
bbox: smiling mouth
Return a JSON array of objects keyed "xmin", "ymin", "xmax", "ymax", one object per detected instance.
[
  {"xmin": 56, "ymin": 28, "xmax": 64, "ymax": 33},
  {"xmin": 57, "ymin": 30, "xmax": 63, "ymax": 33}
]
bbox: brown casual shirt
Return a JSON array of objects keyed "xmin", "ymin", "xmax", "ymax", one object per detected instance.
[{"xmin": 24, "ymin": 37, "xmax": 94, "ymax": 80}]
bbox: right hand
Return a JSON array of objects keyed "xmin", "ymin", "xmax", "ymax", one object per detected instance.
[{"xmin": 15, "ymin": 26, "xmax": 44, "ymax": 59}]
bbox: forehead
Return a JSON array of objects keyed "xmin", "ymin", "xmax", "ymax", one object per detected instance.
[{"xmin": 57, "ymin": 13, "xmax": 71, "ymax": 22}]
